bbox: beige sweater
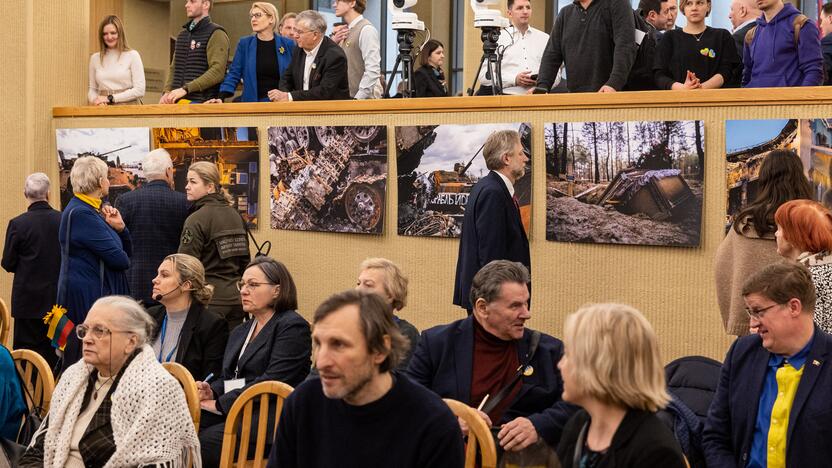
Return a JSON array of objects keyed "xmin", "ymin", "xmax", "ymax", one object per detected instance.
[{"xmin": 714, "ymin": 217, "xmax": 782, "ymax": 336}]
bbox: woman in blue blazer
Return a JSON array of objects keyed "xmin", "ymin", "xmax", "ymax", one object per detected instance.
[
  {"xmin": 195, "ymin": 256, "xmax": 310, "ymax": 467},
  {"xmin": 58, "ymin": 156, "xmax": 132, "ymax": 371},
  {"xmin": 211, "ymin": 2, "xmax": 295, "ymax": 103}
]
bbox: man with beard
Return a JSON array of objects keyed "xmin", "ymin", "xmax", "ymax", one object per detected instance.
[
  {"xmin": 453, "ymin": 129, "xmax": 530, "ymax": 313},
  {"xmin": 268, "ymin": 290, "xmax": 463, "ymax": 468}
]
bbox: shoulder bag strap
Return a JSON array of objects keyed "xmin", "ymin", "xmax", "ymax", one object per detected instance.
[
  {"xmin": 55, "ymin": 209, "xmax": 76, "ymax": 306},
  {"xmin": 573, "ymin": 419, "xmax": 590, "ymax": 468},
  {"xmin": 481, "ymin": 330, "xmax": 542, "ymax": 414}
]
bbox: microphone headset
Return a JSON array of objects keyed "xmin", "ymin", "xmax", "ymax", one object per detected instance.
[{"xmin": 153, "ymin": 282, "xmax": 194, "ymax": 301}]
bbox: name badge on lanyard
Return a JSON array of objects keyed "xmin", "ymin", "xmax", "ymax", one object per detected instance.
[
  {"xmin": 157, "ymin": 316, "xmax": 179, "ymax": 363},
  {"xmin": 226, "ymin": 320, "xmax": 257, "ymax": 393}
]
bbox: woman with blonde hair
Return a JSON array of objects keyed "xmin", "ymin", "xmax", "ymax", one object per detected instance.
[
  {"xmin": 775, "ymin": 199, "xmax": 832, "ymax": 332},
  {"xmin": 209, "ymin": 2, "xmax": 295, "ymax": 103},
  {"xmin": 146, "ymin": 253, "xmax": 228, "ymax": 380},
  {"xmin": 355, "ymin": 257, "xmax": 420, "ymax": 369},
  {"xmin": 556, "ymin": 303, "xmax": 686, "ymax": 468},
  {"xmin": 58, "ymin": 156, "xmax": 132, "ymax": 371},
  {"xmin": 178, "ymin": 161, "xmax": 250, "ymax": 330},
  {"xmin": 87, "ymin": 15, "xmax": 145, "ymax": 105}
]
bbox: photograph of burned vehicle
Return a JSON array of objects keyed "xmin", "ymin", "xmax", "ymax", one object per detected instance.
[
  {"xmin": 396, "ymin": 123, "xmax": 532, "ymax": 238},
  {"xmin": 269, "ymin": 126, "xmax": 387, "ymax": 235}
]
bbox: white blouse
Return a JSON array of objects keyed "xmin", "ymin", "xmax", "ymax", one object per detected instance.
[{"xmin": 87, "ymin": 49, "xmax": 146, "ymax": 104}]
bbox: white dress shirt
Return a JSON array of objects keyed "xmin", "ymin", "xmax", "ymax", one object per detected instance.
[
  {"xmin": 347, "ymin": 15, "xmax": 382, "ymax": 99},
  {"xmin": 478, "ymin": 25, "xmax": 549, "ymax": 95},
  {"xmin": 494, "ymin": 170, "xmax": 515, "ymax": 198},
  {"xmin": 288, "ymin": 38, "xmax": 323, "ymax": 101}
]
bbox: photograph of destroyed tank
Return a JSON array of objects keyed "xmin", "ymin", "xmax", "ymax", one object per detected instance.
[
  {"xmin": 396, "ymin": 123, "xmax": 532, "ymax": 238},
  {"xmin": 56, "ymin": 127, "xmax": 151, "ymax": 209},
  {"xmin": 268, "ymin": 126, "xmax": 387, "ymax": 235},
  {"xmin": 545, "ymin": 120, "xmax": 704, "ymax": 247},
  {"xmin": 726, "ymin": 119, "xmax": 832, "ymax": 229},
  {"xmin": 152, "ymin": 127, "xmax": 260, "ymax": 228}
]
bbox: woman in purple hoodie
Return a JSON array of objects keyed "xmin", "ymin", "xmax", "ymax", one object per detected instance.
[{"xmin": 742, "ymin": 0, "xmax": 823, "ymax": 87}]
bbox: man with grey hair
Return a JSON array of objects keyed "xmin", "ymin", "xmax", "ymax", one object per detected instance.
[
  {"xmin": 114, "ymin": 149, "xmax": 188, "ymax": 305},
  {"xmin": 410, "ymin": 260, "xmax": 576, "ymax": 454},
  {"xmin": 2, "ymin": 173, "xmax": 61, "ymax": 366},
  {"xmin": 273, "ymin": 10, "xmax": 350, "ymax": 101},
  {"xmin": 454, "ymin": 129, "xmax": 530, "ymax": 313}
]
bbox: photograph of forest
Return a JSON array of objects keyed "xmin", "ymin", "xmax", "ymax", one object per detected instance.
[{"xmin": 545, "ymin": 120, "xmax": 704, "ymax": 247}]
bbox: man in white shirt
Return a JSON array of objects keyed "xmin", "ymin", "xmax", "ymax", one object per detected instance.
[
  {"xmin": 727, "ymin": 0, "xmax": 760, "ymax": 87},
  {"xmin": 330, "ymin": 0, "xmax": 383, "ymax": 99},
  {"xmin": 273, "ymin": 10, "xmax": 350, "ymax": 101},
  {"xmin": 477, "ymin": 0, "xmax": 549, "ymax": 95}
]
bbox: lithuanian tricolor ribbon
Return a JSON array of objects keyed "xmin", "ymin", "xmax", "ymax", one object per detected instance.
[{"xmin": 44, "ymin": 305, "xmax": 74, "ymax": 351}]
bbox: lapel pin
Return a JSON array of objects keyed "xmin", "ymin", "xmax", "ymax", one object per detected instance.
[
  {"xmin": 523, "ymin": 365, "xmax": 534, "ymax": 377},
  {"xmin": 813, "ymin": 359, "xmax": 821, "ymax": 366}
]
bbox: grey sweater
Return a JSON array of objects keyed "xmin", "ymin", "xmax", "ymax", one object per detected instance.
[{"xmin": 537, "ymin": 0, "xmax": 637, "ymax": 92}]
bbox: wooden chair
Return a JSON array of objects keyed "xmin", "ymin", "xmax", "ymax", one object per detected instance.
[
  {"xmin": 11, "ymin": 349, "xmax": 55, "ymax": 417},
  {"xmin": 162, "ymin": 362, "xmax": 201, "ymax": 430},
  {"xmin": 219, "ymin": 380, "xmax": 293, "ymax": 468},
  {"xmin": 0, "ymin": 298, "xmax": 11, "ymax": 348},
  {"xmin": 444, "ymin": 398, "xmax": 498, "ymax": 468}
]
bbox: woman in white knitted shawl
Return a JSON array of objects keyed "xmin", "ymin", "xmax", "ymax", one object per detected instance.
[{"xmin": 19, "ymin": 296, "xmax": 201, "ymax": 468}]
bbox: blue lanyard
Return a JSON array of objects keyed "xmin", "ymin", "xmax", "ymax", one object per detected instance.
[{"xmin": 157, "ymin": 316, "xmax": 179, "ymax": 363}]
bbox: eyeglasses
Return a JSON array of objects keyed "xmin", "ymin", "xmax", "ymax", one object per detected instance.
[
  {"xmin": 249, "ymin": 12, "xmax": 269, "ymax": 19},
  {"xmin": 745, "ymin": 303, "xmax": 782, "ymax": 320},
  {"xmin": 76, "ymin": 324, "xmax": 131, "ymax": 340},
  {"xmin": 295, "ymin": 28, "xmax": 316, "ymax": 36},
  {"xmin": 236, "ymin": 280, "xmax": 277, "ymax": 291}
]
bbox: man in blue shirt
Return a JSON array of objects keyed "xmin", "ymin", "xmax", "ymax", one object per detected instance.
[{"xmin": 703, "ymin": 262, "xmax": 832, "ymax": 468}]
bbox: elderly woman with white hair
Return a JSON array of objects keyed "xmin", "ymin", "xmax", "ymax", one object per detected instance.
[
  {"xmin": 58, "ymin": 156, "xmax": 132, "ymax": 371},
  {"xmin": 19, "ymin": 296, "xmax": 201, "ymax": 467},
  {"xmin": 556, "ymin": 303, "xmax": 686, "ymax": 468}
]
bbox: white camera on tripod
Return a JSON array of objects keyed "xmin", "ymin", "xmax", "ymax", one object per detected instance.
[
  {"xmin": 389, "ymin": 0, "xmax": 425, "ymax": 31},
  {"xmin": 469, "ymin": 0, "xmax": 510, "ymax": 29}
]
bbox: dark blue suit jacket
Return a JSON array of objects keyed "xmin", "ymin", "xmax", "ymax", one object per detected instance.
[
  {"xmin": 219, "ymin": 34, "xmax": 296, "ymax": 102},
  {"xmin": 703, "ymin": 326, "xmax": 832, "ymax": 468},
  {"xmin": 115, "ymin": 180, "xmax": 188, "ymax": 305},
  {"xmin": 406, "ymin": 316, "xmax": 576, "ymax": 446},
  {"xmin": 211, "ymin": 310, "xmax": 311, "ymax": 414},
  {"xmin": 453, "ymin": 171, "xmax": 530, "ymax": 310}
]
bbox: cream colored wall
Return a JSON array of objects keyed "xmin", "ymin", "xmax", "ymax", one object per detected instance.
[
  {"xmin": 123, "ymin": 0, "xmax": 170, "ymax": 103},
  {"xmin": 0, "ymin": 0, "xmax": 87, "ymax": 320}
]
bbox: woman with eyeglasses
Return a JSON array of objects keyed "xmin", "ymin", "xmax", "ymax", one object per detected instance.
[
  {"xmin": 146, "ymin": 253, "xmax": 228, "ymax": 381},
  {"xmin": 206, "ymin": 2, "xmax": 295, "ymax": 103},
  {"xmin": 715, "ymin": 149, "xmax": 813, "ymax": 336},
  {"xmin": 195, "ymin": 256, "xmax": 311, "ymax": 468},
  {"xmin": 773, "ymin": 200, "xmax": 832, "ymax": 333},
  {"xmin": 19, "ymin": 296, "xmax": 200, "ymax": 467},
  {"xmin": 58, "ymin": 156, "xmax": 132, "ymax": 372},
  {"xmin": 179, "ymin": 161, "xmax": 250, "ymax": 331}
]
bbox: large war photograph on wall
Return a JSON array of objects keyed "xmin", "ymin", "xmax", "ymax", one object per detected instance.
[
  {"xmin": 152, "ymin": 127, "xmax": 260, "ymax": 228},
  {"xmin": 268, "ymin": 126, "xmax": 388, "ymax": 235},
  {"xmin": 56, "ymin": 127, "xmax": 151, "ymax": 209},
  {"xmin": 725, "ymin": 119, "xmax": 832, "ymax": 227},
  {"xmin": 545, "ymin": 120, "xmax": 704, "ymax": 247},
  {"xmin": 396, "ymin": 123, "xmax": 532, "ymax": 238}
]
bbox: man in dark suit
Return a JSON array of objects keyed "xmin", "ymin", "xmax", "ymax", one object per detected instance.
[
  {"xmin": 703, "ymin": 262, "xmax": 832, "ymax": 468},
  {"xmin": 271, "ymin": 10, "xmax": 350, "ymax": 102},
  {"xmin": 1, "ymin": 173, "xmax": 61, "ymax": 366},
  {"xmin": 115, "ymin": 149, "xmax": 188, "ymax": 306},
  {"xmin": 453, "ymin": 129, "xmax": 530, "ymax": 312},
  {"xmin": 410, "ymin": 260, "xmax": 576, "ymax": 452},
  {"xmin": 727, "ymin": 0, "xmax": 760, "ymax": 87}
]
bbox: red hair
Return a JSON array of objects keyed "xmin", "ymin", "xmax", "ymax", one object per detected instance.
[{"xmin": 775, "ymin": 199, "xmax": 832, "ymax": 253}]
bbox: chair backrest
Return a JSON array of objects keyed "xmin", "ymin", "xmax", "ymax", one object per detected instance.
[
  {"xmin": 444, "ymin": 398, "xmax": 497, "ymax": 468},
  {"xmin": 162, "ymin": 362, "xmax": 201, "ymax": 430},
  {"xmin": 665, "ymin": 355, "xmax": 723, "ymax": 424},
  {"xmin": 219, "ymin": 380, "xmax": 293, "ymax": 468},
  {"xmin": 0, "ymin": 298, "xmax": 11, "ymax": 348},
  {"xmin": 11, "ymin": 349, "xmax": 55, "ymax": 417}
]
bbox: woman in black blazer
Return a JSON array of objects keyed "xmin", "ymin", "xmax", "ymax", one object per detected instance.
[
  {"xmin": 413, "ymin": 39, "xmax": 449, "ymax": 98},
  {"xmin": 196, "ymin": 256, "xmax": 311, "ymax": 467},
  {"xmin": 147, "ymin": 253, "xmax": 228, "ymax": 381},
  {"xmin": 556, "ymin": 303, "xmax": 686, "ymax": 468}
]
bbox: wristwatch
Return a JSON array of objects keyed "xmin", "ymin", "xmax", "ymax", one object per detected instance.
[{"xmin": 107, "ymin": 94, "xmax": 114, "ymax": 105}]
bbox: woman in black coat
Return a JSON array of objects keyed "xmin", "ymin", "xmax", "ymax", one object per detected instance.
[
  {"xmin": 146, "ymin": 253, "xmax": 228, "ymax": 381},
  {"xmin": 413, "ymin": 39, "xmax": 449, "ymax": 98},
  {"xmin": 195, "ymin": 256, "xmax": 311, "ymax": 468},
  {"xmin": 556, "ymin": 303, "xmax": 686, "ymax": 468}
]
